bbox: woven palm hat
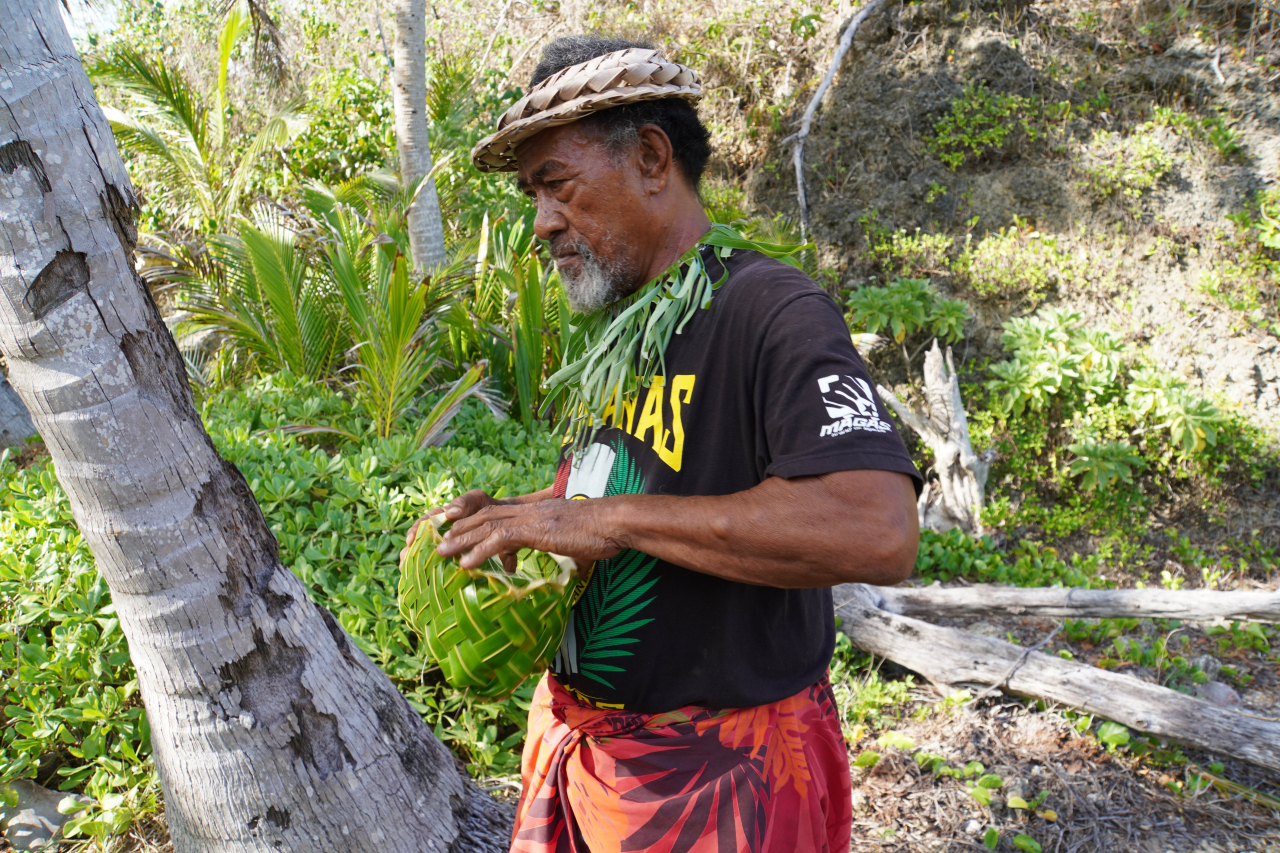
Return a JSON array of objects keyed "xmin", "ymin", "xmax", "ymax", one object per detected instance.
[{"xmin": 471, "ymin": 47, "xmax": 702, "ymax": 173}]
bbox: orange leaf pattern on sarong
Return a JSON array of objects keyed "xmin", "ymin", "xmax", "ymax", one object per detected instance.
[{"xmin": 511, "ymin": 673, "xmax": 852, "ymax": 853}]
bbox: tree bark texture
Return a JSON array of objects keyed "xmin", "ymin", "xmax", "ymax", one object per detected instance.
[
  {"xmin": 876, "ymin": 583, "xmax": 1280, "ymax": 623},
  {"xmin": 393, "ymin": 0, "xmax": 448, "ymax": 271},
  {"xmin": 877, "ymin": 340, "xmax": 994, "ymax": 535},
  {"xmin": 0, "ymin": 370, "xmax": 36, "ymax": 448},
  {"xmin": 0, "ymin": 4, "xmax": 510, "ymax": 850},
  {"xmin": 834, "ymin": 584, "xmax": 1280, "ymax": 773}
]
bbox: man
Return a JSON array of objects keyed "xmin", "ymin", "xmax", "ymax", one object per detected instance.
[{"xmin": 410, "ymin": 36, "xmax": 922, "ymax": 853}]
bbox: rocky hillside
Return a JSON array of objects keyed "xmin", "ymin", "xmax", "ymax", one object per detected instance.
[{"xmin": 752, "ymin": 0, "xmax": 1279, "ymax": 436}]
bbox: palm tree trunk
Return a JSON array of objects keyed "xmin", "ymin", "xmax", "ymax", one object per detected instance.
[
  {"xmin": 0, "ymin": 370, "xmax": 37, "ymax": 448},
  {"xmin": 393, "ymin": 0, "xmax": 448, "ymax": 271},
  {"xmin": 0, "ymin": 4, "xmax": 510, "ymax": 850}
]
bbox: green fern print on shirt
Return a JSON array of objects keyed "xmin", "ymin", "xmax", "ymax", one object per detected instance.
[{"xmin": 576, "ymin": 441, "xmax": 659, "ymax": 689}]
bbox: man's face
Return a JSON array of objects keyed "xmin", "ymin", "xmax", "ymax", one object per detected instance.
[{"xmin": 516, "ymin": 123, "xmax": 651, "ymax": 314}]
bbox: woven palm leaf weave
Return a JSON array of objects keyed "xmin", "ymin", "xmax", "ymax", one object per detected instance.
[
  {"xmin": 399, "ymin": 513, "xmax": 578, "ymax": 697},
  {"xmin": 471, "ymin": 47, "xmax": 702, "ymax": 172}
]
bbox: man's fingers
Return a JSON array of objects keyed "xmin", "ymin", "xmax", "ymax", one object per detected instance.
[
  {"xmin": 457, "ymin": 527, "xmax": 516, "ymax": 569},
  {"xmin": 445, "ymin": 489, "xmax": 496, "ymax": 520},
  {"xmin": 441, "ymin": 502, "xmax": 525, "ymax": 543},
  {"xmin": 437, "ymin": 516, "xmax": 505, "ymax": 558}
]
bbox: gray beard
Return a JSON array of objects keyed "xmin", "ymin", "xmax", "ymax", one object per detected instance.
[{"xmin": 557, "ymin": 240, "xmax": 636, "ymax": 314}]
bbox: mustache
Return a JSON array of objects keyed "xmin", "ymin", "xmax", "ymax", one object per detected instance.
[{"xmin": 550, "ymin": 236, "xmax": 588, "ymax": 260}]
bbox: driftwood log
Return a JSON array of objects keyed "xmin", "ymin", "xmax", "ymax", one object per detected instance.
[
  {"xmin": 877, "ymin": 583, "xmax": 1280, "ymax": 623},
  {"xmin": 834, "ymin": 583, "xmax": 1280, "ymax": 773},
  {"xmin": 877, "ymin": 340, "xmax": 995, "ymax": 535}
]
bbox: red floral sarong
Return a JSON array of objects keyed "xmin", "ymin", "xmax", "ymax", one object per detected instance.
[{"xmin": 511, "ymin": 673, "xmax": 852, "ymax": 853}]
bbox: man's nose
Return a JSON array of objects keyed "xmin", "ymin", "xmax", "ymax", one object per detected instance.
[{"xmin": 533, "ymin": 198, "xmax": 568, "ymax": 243}]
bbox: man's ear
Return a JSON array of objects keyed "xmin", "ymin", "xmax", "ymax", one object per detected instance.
[{"xmin": 635, "ymin": 124, "xmax": 674, "ymax": 194}]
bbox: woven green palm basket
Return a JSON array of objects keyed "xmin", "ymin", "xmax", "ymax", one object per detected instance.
[{"xmin": 398, "ymin": 513, "xmax": 578, "ymax": 698}]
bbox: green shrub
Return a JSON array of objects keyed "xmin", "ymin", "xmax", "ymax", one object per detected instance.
[
  {"xmin": 914, "ymin": 528, "xmax": 1103, "ymax": 588},
  {"xmin": 1, "ymin": 454, "xmax": 158, "ymax": 822},
  {"xmin": 1198, "ymin": 189, "xmax": 1279, "ymax": 335},
  {"xmin": 858, "ymin": 212, "xmax": 955, "ymax": 279},
  {"xmin": 2, "ymin": 372, "xmax": 560, "ymax": 836},
  {"xmin": 288, "ymin": 67, "xmax": 396, "ymax": 184},
  {"xmin": 986, "ymin": 307, "xmax": 1225, "ymax": 455},
  {"xmin": 969, "ymin": 306, "xmax": 1277, "ymax": 568},
  {"xmin": 845, "ymin": 277, "xmax": 970, "ymax": 344},
  {"xmin": 1151, "ymin": 106, "xmax": 1242, "ymax": 162},
  {"xmin": 954, "ymin": 225, "xmax": 1075, "ymax": 304},
  {"xmin": 1077, "ymin": 124, "xmax": 1173, "ymax": 200},
  {"xmin": 1066, "ymin": 440, "xmax": 1145, "ymax": 491},
  {"xmin": 930, "ymin": 84, "xmax": 1039, "ymax": 170},
  {"xmin": 701, "ymin": 182, "xmax": 752, "ymax": 225}
]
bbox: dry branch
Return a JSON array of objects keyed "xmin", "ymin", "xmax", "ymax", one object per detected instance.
[
  {"xmin": 834, "ymin": 583, "xmax": 1280, "ymax": 773},
  {"xmin": 877, "ymin": 583, "xmax": 1280, "ymax": 623},
  {"xmin": 877, "ymin": 341, "xmax": 994, "ymax": 535},
  {"xmin": 782, "ymin": 0, "xmax": 886, "ymax": 236}
]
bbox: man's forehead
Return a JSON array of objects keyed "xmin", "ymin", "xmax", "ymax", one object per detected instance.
[{"xmin": 515, "ymin": 122, "xmax": 608, "ymax": 183}]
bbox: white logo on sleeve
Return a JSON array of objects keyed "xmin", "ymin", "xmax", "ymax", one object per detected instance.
[{"xmin": 816, "ymin": 374, "xmax": 892, "ymax": 437}]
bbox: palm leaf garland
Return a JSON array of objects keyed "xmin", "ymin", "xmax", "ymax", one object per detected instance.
[{"xmin": 542, "ymin": 223, "xmax": 810, "ymax": 448}]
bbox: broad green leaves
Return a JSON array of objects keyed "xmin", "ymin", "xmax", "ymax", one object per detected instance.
[
  {"xmin": 1066, "ymin": 441, "xmax": 1145, "ymax": 491},
  {"xmin": 1096, "ymin": 720, "xmax": 1131, "ymax": 750},
  {"xmin": 0, "ymin": 452, "xmax": 155, "ymax": 827},
  {"xmin": 845, "ymin": 277, "xmax": 970, "ymax": 344},
  {"xmin": 3, "ymin": 378, "xmax": 561, "ymax": 826},
  {"xmin": 988, "ymin": 306, "xmax": 1225, "ymax": 464}
]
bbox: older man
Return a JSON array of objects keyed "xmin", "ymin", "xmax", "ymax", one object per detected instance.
[{"xmin": 419, "ymin": 36, "xmax": 921, "ymax": 853}]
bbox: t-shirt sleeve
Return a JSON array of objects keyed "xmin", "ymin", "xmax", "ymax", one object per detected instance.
[{"xmin": 754, "ymin": 290, "xmax": 923, "ymax": 491}]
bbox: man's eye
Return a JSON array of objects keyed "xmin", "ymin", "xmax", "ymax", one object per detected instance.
[{"xmin": 546, "ymin": 179, "xmax": 566, "ymax": 191}]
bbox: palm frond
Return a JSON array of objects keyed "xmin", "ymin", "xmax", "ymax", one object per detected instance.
[
  {"xmin": 101, "ymin": 106, "xmax": 210, "ymax": 219},
  {"xmin": 90, "ymin": 50, "xmax": 211, "ymax": 161},
  {"xmin": 179, "ymin": 214, "xmax": 346, "ymax": 382},
  {"xmin": 414, "ymin": 362, "xmax": 488, "ymax": 448},
  {"xmin": 425, "ymin": 53, "xmax": 478, "ymax": 128},
  {"xmin": 224, "ymin": 97, "xmax": 308, "ymax": 217},
  {"xmin": 214, "ymin": 0, "xmax": 252, "ymax": 150},
  {"xmin": 238, "ymin": 217, "xmax": 310, "ymax": 376}
]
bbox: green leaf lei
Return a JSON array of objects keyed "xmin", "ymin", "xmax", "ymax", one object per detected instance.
[{"xmin": 541, "ymin": 223, "xmax": 811, "ymax": 447}]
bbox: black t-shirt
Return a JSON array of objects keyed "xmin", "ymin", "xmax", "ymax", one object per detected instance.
[{"xmin": 549, "ymin": 248, "xmax": 921, "ymax": 712}]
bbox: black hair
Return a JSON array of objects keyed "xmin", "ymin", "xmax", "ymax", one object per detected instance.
[{"xmin": 529, "ymin": 35, "xmax": 712, "ymax": 189}]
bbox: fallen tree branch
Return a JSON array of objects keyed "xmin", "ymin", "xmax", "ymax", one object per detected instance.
[
  {"xmin": 972, "ymin": 621, "xmax": 1061, "ymax": 701},
  {"xmin": 782, "ymin": 0, "xmax": 886, "ymax": 237},
  {"xmin": 876, "ymin": 584, "xmax": 1280, "ymax": 623},
  {"xmin": 834, "ymin": 583, "xmax": 1280, "ymax": 773}
]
